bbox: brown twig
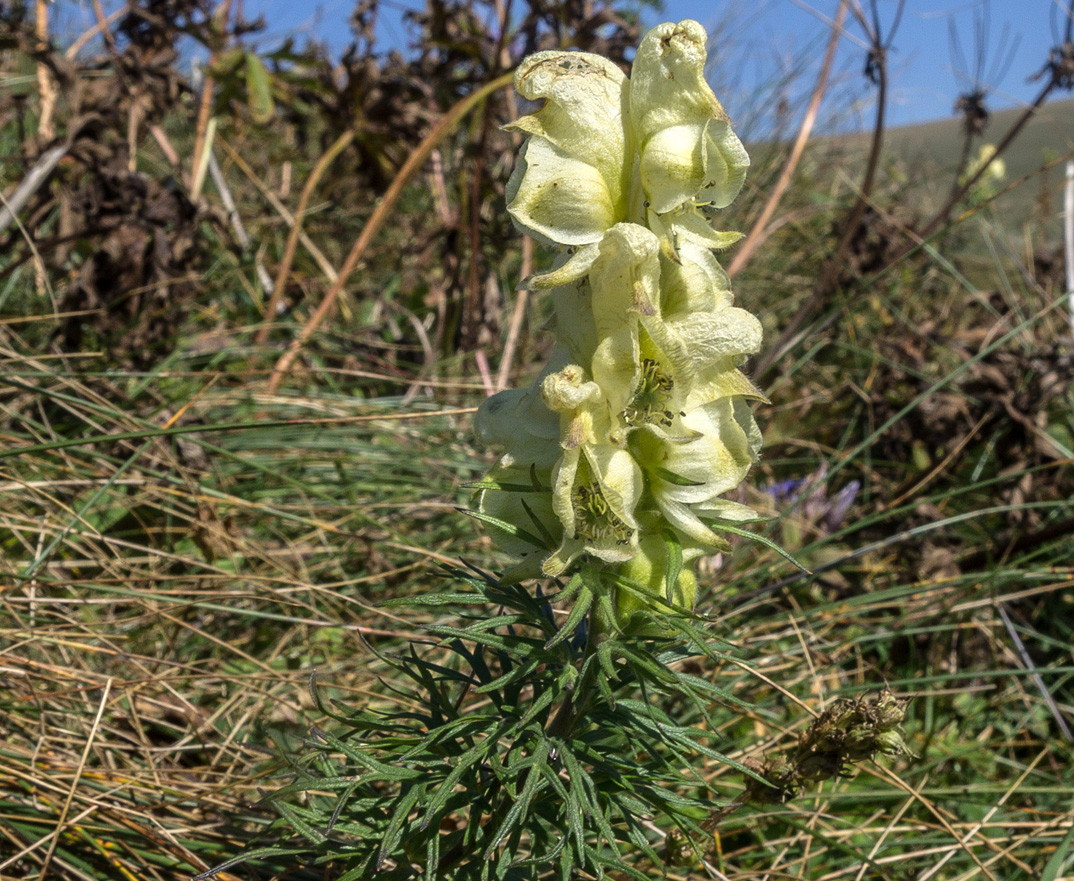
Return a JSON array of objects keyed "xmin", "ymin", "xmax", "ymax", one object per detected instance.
[
  {"xmin": 65, "ymin": 1, "xmax": 128, "ymax": 59},
  {"xmin": 491, "ymin": 0, "xmax": 528, "ymax": 393},
  {"xmin": 839, "ymin": 0, "xmax": 903, "ymax": 253},
  {"xmin": 34, "ymin": 0, "xmax": 56, "ymax": 140},
  {"xmin": 38, "ymin": 678, "xmax": 114, "ymax": 881},
  {"xmin": 265, "ymin": 70, "xmax": 516, "ymax": 395},
  {"xmin": 91, "ymin": 0, "xmax": 119, "ymax": 53},
  {"xmin": 755, "ymin": 0, "xmax": 903, "ymax": 379},
  {"xmin": 148, "ymin": 123, "xmax": 181, "ymax": 167},
  {"xmin": 254, "ymin": 130, "xmax": 354, "ymax": 343},
  {"xmin": 495, "ymin": 236, "xmax": 533, "ymax": 393},
  {"xmin": 191, "ymin": 0, "xmax": 234, "ymax": 200},
  {"xmin": 727, "ymin": 0, "xmax": 849, "ymax": 280}
]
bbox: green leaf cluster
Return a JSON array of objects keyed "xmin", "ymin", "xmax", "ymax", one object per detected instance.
[{"xmin": 202, "ymin": 566, "xmax": 751, "ymax": 880}]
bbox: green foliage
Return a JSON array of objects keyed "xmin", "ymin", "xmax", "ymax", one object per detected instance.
[{"xmin": 205, "ymin": 566, "xmax": 752, "ymax": 879}]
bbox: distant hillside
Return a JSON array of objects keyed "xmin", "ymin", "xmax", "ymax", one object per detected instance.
[{"xmin": 820, "ymin": 96, "xmax": 1074, "ymax": 224}]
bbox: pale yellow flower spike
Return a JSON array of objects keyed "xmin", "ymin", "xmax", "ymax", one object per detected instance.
[{"xmin": 476, "ymin": 21, "xmax": 766, "ymax": 620}]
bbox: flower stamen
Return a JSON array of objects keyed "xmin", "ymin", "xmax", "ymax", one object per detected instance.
[
  {"xmin": 573, "ymin": 482, "xmax": 632, "ymax": 546},
  {"xmin": 621, "ymin": 358, "xmax": 677, "ymax": 427}
]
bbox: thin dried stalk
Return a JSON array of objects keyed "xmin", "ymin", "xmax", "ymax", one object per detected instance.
[
  {"xmin": 266, "ymin": 70, "xmax": 516, "ymax": 394},
  {"xmin": 255, "ymin": 130, "xmax": 354, "ymax": 343},
  {"xmin": 0, "ymin": 144, "xmax": 68, "ymax": 236},
  {"xmin": 65, "ymin": 2, "xmax": 127, "ymax": 59},
  {"xmin": 728, "ymin": 0, "xmax": 848, "ymax": 279},
  {"xmin": 217, "ymin": 135, "xmax": 339, "ymax": 283},
  {"xmin": 191, "ymin": 0, "xmax": 234, "ymax": 200},
  {"xmin": 1065, "ymin": 161, "xmax": 1073, "ymax": 336},
  {"xmin": 35, "ymin": 0, "xmax": 56, "ymax": 140}
]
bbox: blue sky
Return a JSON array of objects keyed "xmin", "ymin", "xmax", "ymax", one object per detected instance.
[
  {"xmin": 236, "ymin": 0, "xmax": 1068, "ymax": 130},
  {"xmin": 63, "ymin": 1, "xmax": 1071, "ymax": 131}
]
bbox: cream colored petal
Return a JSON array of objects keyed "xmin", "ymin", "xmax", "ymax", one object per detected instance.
[
  {"xmin": 630, "ymin": 20, "xmax": 749, "ymax": 214},
  {"xmin": 668, "ymin": 307, "xmax": 763, "ymax": 364},
  {"xmin": 588, "ymin": 223, "xmax": 661, "ymax": 338},
  {"xmin": 654, "ymin": 496, "xmax": 763, "ymax": 559},
  {"xmin": 693, "ymin": 497, "xmax": 765, "ymax": 522},
  {"xmin": 526, "ymin": 243, "xmax": 600, "ymax": 289},
  {"xmin": 549, "ymin": 282, "xmax": 600, "ymax": 368},
  {"xmin": 637, "ymin": 312, "xmax": 692, "ymax": 381},
  {"xmin": 589, "ymin": 445, "xmax": 643, "ymax": 528},
  {"xmin": 591, "ymin": 328, "xmax": 639, "ymax": 422},
  {"xmin": 631, "ymin": 398, "xmax": 757, "ymax": 506},
  {"xmin": 669, "ymin": 207, "xmax": 744, "ymax": 252},
  {"xmin": 507, "ymin": 50, "xmax": 628, "ymax": 166},
  {"xmin": 545, "ymin": 444, "xmax": 641, "ymax": 575},
  {"xmin": 659, "ymin": 243, "xmax": 732, "ymax": 318},
  {"xmin": 657, "ymin": 496, "xmax": 734, "ymax": 552},
  {"xmin": 505, "ymin": 50, "xmax": 630, "ymax": 244},
  {"xmin": 542, "ymin": 364, "xmax": 603, "ymax": 414},
  {"xmin": 541, "ymin": 535, "xmax": 588, "ymax": 577},
  {"xmin": 540, "ymin": 363, "xmax": 614, "ymax": 450},
  {"xmin": 687, "ymin": 368, "xmax": 767, "ymax": 410},
  {"xmin": 550, "ymin": 446, "xmax": 583, "ymax": 546},
  {"xmin": 474, "ymin": 385, "xmax": 560, "ymax": 458},
  {"xmin": 477, "ymin": 461, "xmax": 559, "ymax": 560},
  {"xmin": 734, "ymin": 397, "xmax": 764, "ymax": 459},
  {"xmin": 638, "ymin": 121, "xmax": 707, "ymax": 215},
  {"xmin": 507, "ymin": 138, "xmax": 619, "ymax": 246},
  {"xmin": 699, "ymin": 119, "xmax": 750, "ymax": 208}
]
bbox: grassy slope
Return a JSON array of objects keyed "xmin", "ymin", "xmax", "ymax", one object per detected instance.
[{"xmin": 828, "ymin": 95, "xmax": 1074, "ymax": 220}]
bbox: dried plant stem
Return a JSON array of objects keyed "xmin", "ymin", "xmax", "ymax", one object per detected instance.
[
  {"xmin": 755, "ymin": 3, "xmax": 899, "ymax": 379},
  {"xmin": 207, "ymin": 148, "xmax": 275, "ymax": 296},
  {"xmin": 495, "ymin": 237, "xmax": 533, "ymax": 393},
  {"xmin": 996, "ymin": 605, "xmax": 1074, "ymax": 742},
  {"xmin": 266, "ymin": 71, "xmax": 516, "ymax": 394},
  {"xmin": 911, "ymin": 750, "xmax": 1047, "ymax": 881},
  {"xmin": 65, "ymin": 1, "xmax": 127, "ymax": 59},
  {"xmin": 0, "ymin": 144, "xmax": 68, "ymax": 236},
  {"xmin": 34, "ymin": 0, "xmax": 56, "ymax": 140},
  {"xmin": 149, "ymin": 122, "xmax": 181, "ymax": 167},
  {"xmin": 1064, "ymin": 161, "xmax": 1074, "ymax": 337},
  {"xmin": 216, "ymin": 136, "xmax": 338, "ymax": 284},
  {"xmin": 493, "ymin": 22, "xmax": 527, "ymax": 393},
  {"xmin": 947, "ymin": 103, "xmax": 980, "ymax": 207},
  {"xmin": 38, "ymin": 678, "xmax": 114, "ymax": 881},
  {"xmin": 912, "ymin": 79, "xmax": 1055, "ymax": 251},
  {"xmin": 727, "ymin": 0, "xmax": 848, "ymax": 280},
  {"xmin": 191, "ymin": 116, "xmax": 217, "ymax": 202},
  {"xmin": 255, "ymin": 130, "xmax": 354, "ymax": 343},
  {"xmin": 91, "ymin": 0, "xmax": 118, "ymax": 53},
  {"xmin": 191, "ymin": 0, "xmax": 234, "ymax": 200}
]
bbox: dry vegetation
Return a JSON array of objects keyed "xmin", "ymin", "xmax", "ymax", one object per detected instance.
[{"xmin": 1, "ymin": 0, "xmax": 1073, "ymax": 879}]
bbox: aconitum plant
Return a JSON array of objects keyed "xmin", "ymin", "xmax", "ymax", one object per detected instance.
[
  {"xmin": 476, "ymin": 19, "xmax": 766, "ymax": 631},
  {"xmin": 210, "ymin": 23, "xmax": 910, "ymax": 881}
]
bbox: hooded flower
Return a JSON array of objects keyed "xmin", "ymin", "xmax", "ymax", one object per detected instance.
[
  {"xmin": 504, "ymin": 20, "xmax": 750, "ymax": 288},
  {"xmin": 504, "ymin": 51, "xmax": 630, "ymax": 251},
  {"xmin": 630, "ymin": 20, "xmax": 749, "ymax": 215},
  {"xmin": 630, "ymin": 397, "xmax": 763, "ymax": 552},
  {"xmin": 540, "ymin": 365, "xmax": 643, "ymax": 576}
]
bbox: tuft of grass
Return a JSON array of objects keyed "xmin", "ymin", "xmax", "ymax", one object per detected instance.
[{"xmin": 0, "ymin": 336, "xmax": 491, "ymax": 878}]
